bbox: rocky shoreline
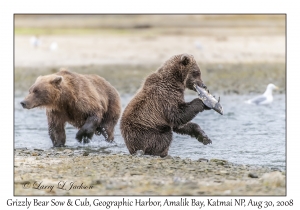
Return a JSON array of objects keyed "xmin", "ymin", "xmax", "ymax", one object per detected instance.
[{"xmin": 14, "ymin": 148, "xmax": 285, "ymax": 196}]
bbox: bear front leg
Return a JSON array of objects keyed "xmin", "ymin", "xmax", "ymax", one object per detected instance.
[
  {"xmin": 173, "ymin": 122, "xmax": 212, "ymax": 145},
  {"xmin": 76, "ymin": 116, "xmax": 99, "ymax": 143},
  {"xmin": 47, "ymin": 111, "xmax": 66, "ymax": 147},
  {"xmin": 168, "ymin": 98, "xmax": 207, "ymax": 127}
]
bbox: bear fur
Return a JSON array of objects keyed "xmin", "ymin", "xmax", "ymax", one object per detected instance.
[
  {"xmin": 120, "ymin": 54, "xmax": 212, "ymax": 157},
  {"xmin": 21, "ymin": 69, "xmax": 121, "ymax": 147}
]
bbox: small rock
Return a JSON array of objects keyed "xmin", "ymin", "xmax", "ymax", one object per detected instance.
[
  {"xmin": 248, "ymin": 173, "xmax": 258, "ymax": 178},
  {"xmin": 220, "ymin": 170, "xmax": 230, "ymax": 175},
  {"xmin": 130, "ymin": 172, "xmax": 143, "ymax": 176},
  {"xmin": 271, "ymin": 167, "xmax": 281, "ymax": 172},
  {"xmin": 210, "ymin": 159, "xmax": 228, "ymax": 165},
  {"xmin": 63, "ymin": 149, "xmax": 72, "ymax": 153},
  {"xmin": 134, "ymin": 150, "xmax": 144, "ymax": 156},
  {"xmin": 74, "ymin": 151, "xmax": 82, "ymax": 155},
  {"xmin": 63, "ymin": 149, "xmax": 73, "ymax": 155},
  {"xmin": 106, "ymin": 185, "xmax": 123, "ymax": 190},
  {"xmin": 198, "ymin": 158, "xmax": 209, "ymax": 162},
  {"xmin": 223, "ymin": 190, "xmax": 231, "ymax": 195},
  {"xmin": 162, "ymin": 155, "xmax": 173, "ymax": 160},
  {"xmin": 52, "ymin": 175, "xmax": 63, "ymax": 179},
  {"xmin": 34, "ymin": 149, "xmax": 44, "ymax": 152},
  {"xmin": 183, "ymin": 159, "xmax": 191, "ymax": 164},
  {"xmin": 91, "ymin": 180, "xmax": 102, "ymax": 185},
  {"xmin": 31, "ymin": 152, "xmax": 39, "ymax": 156},
  {"xmin": 15, "ymin": 147, "xmax": 28, "ymax": 151},
  {"xmin": 83, "ymin": 151, "xmax": 89, "ymax": 156}
]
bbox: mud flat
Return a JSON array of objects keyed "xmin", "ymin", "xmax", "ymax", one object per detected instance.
[
  {"xmin": 14, "ymin": 33, "xmax": 285, "ymax": 95},
  {"xmin": 14, "ymin": 148, "xmax": 285, "ymax": 196}
]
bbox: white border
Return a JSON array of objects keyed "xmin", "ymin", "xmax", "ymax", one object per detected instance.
[{"xmin": 2, "ymin": 0, "xmax": 298, "ymax": 209}]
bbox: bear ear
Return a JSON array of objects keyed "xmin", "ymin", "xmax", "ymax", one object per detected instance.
[
  {"xmin": 180, "ymin": 54, "xmax": 190, "ymax": 66},
  {"xmin": 36, "ymin": 75, "xmax": 42, "ymax": 81},
  {"xmin": 51, "ymin": 76, "xmax": 63, "ymax": 86},
  {"xmin": 60, "ymin": 67, "xmax": 68, "ymax": 72}
]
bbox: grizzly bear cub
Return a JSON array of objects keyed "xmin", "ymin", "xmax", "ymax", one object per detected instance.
[
  {"xmin": 21, "ymin": 69, "xmax": 121, "ymax": 147},
  {"xmin": 121, "ymin": 54, "xmax": 212, "ymax": 157}
]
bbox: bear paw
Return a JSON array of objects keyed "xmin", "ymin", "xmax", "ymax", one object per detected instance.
[
  {"xmin": 197, "ymin": 135, "xmax": 212, "ymax": 145},
  {"xmin": 76, "ymin": 127, "xmax": 94, "ymax": 143},
  {"xmin": 96, "ymin": 127, "xmax": 112, "ymax": 142}
]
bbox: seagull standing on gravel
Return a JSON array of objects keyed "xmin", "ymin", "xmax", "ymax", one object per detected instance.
[{"xmin": 245, "ymin": 84, "xmax": 279, "ymax": 105}]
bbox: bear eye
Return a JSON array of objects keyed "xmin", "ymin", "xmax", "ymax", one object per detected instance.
[
  {"xmin": 193, "ymin": 71, "xmax": 200, "ymax": 77},
  {"xmin": 33, "ymin": 89, "xmax": 39, "ymax": 94}
]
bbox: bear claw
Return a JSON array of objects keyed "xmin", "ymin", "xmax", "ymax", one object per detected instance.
[
  {"xmin": 76, "ymin": 128, "xmax": 94, "ymax": 143},
  {"xmin": 197, "ymin": 135, "xmax": 212, "ymax": 145},
  {"xmin": 82, "ymin": 137, "xmax": 91, "ymax": 144},
  {"xmin": 203, "ymin": 137, "xmax": 212, "ymax": 145}
]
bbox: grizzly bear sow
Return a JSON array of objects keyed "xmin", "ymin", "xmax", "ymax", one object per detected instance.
[
  {"xmin": 21, "ymin": 69, "xmax": 121, "ymax": 147},
  {"xmin": 121, "ymin": 54, "xmax": 212, "ymax": 157}
]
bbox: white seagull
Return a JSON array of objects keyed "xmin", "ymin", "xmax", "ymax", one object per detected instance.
[
  {"xmin": 246, "ymin": 83, "xmax": 279, "ymax": 105},
  {"xmin": 30, "ymin": 36, "xmax": 40, "ymax": 48}
]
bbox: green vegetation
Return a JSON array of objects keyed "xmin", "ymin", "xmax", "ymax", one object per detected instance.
[
  {"xmin": 202, "ymin": 62, "xmax": 286, "ymax": 95},
  {"xmin": 15, "ymin": 62, "xmax": 286, "ymax": 96}
]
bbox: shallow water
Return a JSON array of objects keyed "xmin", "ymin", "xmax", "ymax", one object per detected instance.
[{"xmin": 14, "ymin": 93, "xmax": 286, "ymax": 170}]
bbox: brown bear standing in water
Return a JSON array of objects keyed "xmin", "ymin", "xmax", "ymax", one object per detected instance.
[
  {"xmin": 121, "ymin": 54, "xmax": 212, "ymax": 157},
  {"xmin": 20, "ymin": 69, "xmax": 121, "ymax": 147}
]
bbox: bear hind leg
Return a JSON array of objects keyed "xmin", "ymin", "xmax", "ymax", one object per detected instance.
[
  {"xmin": 144, "ymin": 130, "xmax": 172, "ymax": 157},
  {"xmin": 98, "ymin": 112, "xmax": 120, "ymax": 142}
]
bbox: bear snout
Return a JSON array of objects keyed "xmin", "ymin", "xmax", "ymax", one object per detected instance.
[{"xmin": 20, "ymin": 101, "xmax": 27, "ymax": 108}]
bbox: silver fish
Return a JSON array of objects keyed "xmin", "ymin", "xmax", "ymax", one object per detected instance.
[{"xmin": 194, "ymin": 84, "xmax": 223, "ymax": 115}]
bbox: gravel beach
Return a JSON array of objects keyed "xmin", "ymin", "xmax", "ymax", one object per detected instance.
[{"xmin": 14, "ymin": 148, "xmax": 286, "ymax": 196}]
